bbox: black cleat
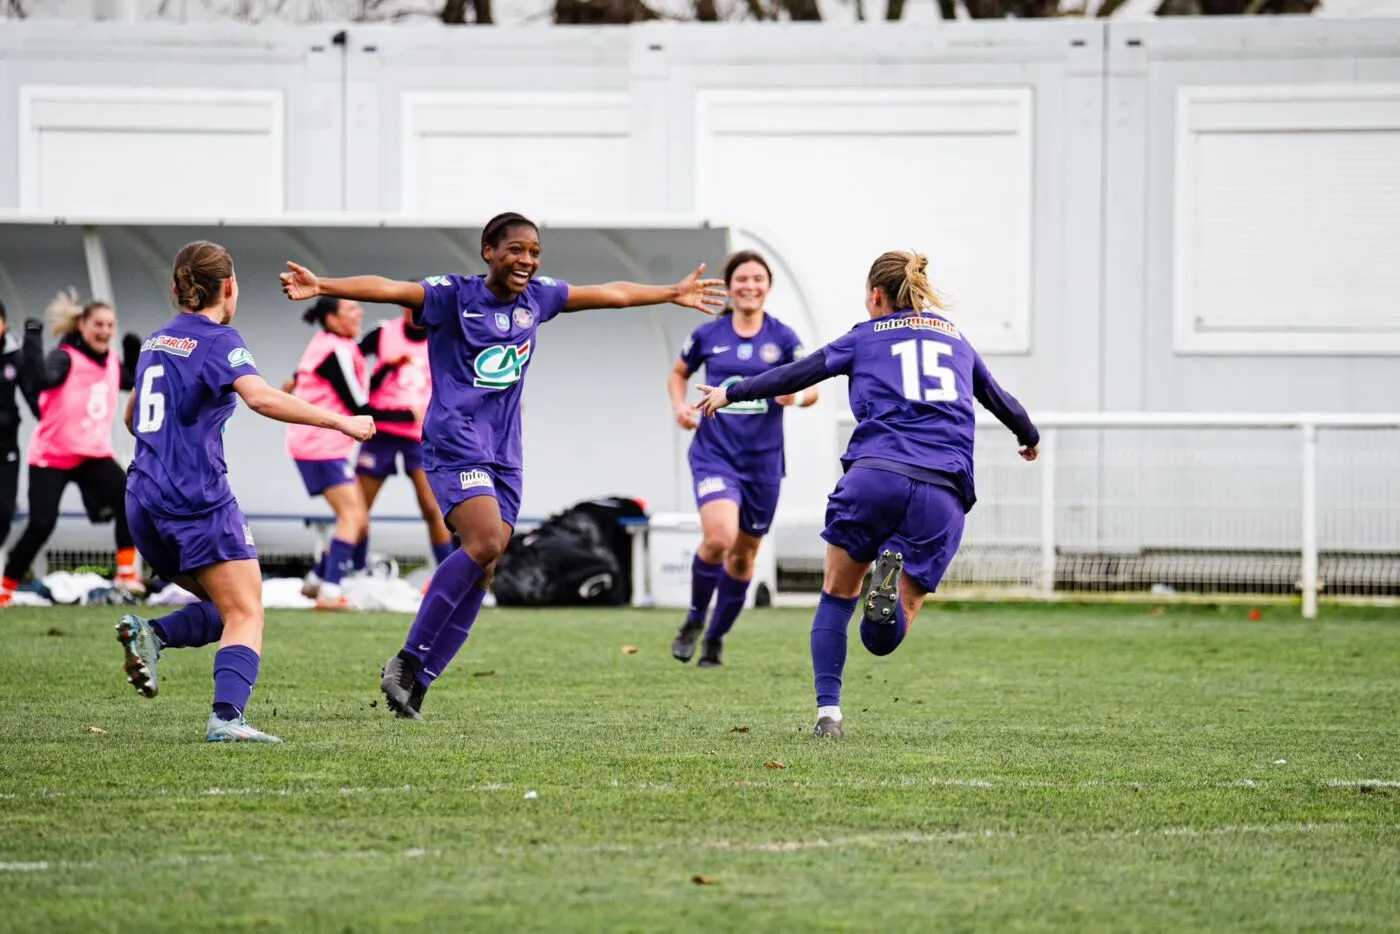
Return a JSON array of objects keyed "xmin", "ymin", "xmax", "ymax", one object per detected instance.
[
  {"xmin": 863, "ymin": 550, "xmax": 904, "ymax": 626},
  {"xmin": 381, "ymin": 652, "xmax": 422, "ymax": 721},
  {"xmin": 671, "ymin": 619, "xmax": 704, "ymax": 663},
  {"xmin": 813, "ymin": 716, "xmax": 844, "ymax": 739},
  {"xmin": 696, "ymin": 638, "xmax": 723, "ymax": 668},
  {"xmin": 402, "ymin": 680, "xmax": 428, "ymax": 720}
]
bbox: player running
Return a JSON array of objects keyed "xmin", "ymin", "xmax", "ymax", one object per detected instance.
[
  {"xmin": 696, "ymin": 250, "xmax": 1039, "ymax": 740},
  {"xmin": 115, "ymin": 240, "xmax": 374, "ymax": 743},
  {"xmin": 280, "ymin": 211, "xmax": 725, "ymax": 720},
  {"xmin": 288, "ymin": 297, "xmax": 415, "ymax": 609},
  {"xmin": 667, "ymin": 250, "xmax": 816, "ymax": 668},
  {"xmin": 0, "ymin": 292, "xmax": 143, "ymax": 605},
  {"xmin": 353, "ymin": 307, "xmax": 453, "ymax": 574}
]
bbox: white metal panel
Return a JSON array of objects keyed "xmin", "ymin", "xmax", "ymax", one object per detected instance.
[
  {"xmin": 694, "ymin": 88, "xmax": 1035, "ymax": 356},
  {"xmin": 18, "ymin": 85, "xmax": 285, "ymax": 217},
  {"xmin": 1173, "ymin": 83, "xmax": 1400, "ymax": 354}
]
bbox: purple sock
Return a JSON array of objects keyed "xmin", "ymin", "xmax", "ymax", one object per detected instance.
[
  {"xmin": 705, "ymin": 571, "xmax": 751, "ymax": 641},
  {"xmin": 687, "ymin": 555, "xmax": 723, "ymax": 625},
  {"xmin": 352, "ymin": 537, "xmax": 369, "ymax": 573},
  {"xmin": 324, "ymin": 537, "xmax": 354, "ymax": 585},
  {"xmin": 811, "ymin": 591, "xmax": 858, "ymax": 708},
  {"xmin": 402, "ymin": 549, "xmax": 485, "ymax": 662},
  {"xmin": 150, "ymin": 601, "xmax": 223, "ymax": 649},
  {"xmin": 860, "ymin": 596, "xmax": 909, "ymax": 657},
  {"xmin": 419, "ymin": 583, "xmax": 487, "ymax": 688},
  {"xmin": 431, "ymin": 541, "xmax": 454, "ymax": 566},
  {"xmin": 211, "ymin": 644, "xmax": 260, "ymax": 720}
]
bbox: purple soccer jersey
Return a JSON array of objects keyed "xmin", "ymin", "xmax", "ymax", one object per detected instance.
[
  {"xmin": 414, "ymin": 274, "xmax": 570, "ymax": 473},
  {"xmin": 127, "ymin": 314, "xmax": 262, "ymax": 519},
  {"xmin": 680, "ymin": 315, "xmax": 803, "ymax": 482},
  {"xmin": 726, "ymin": 310, "xmax": 1038, "ymax": 510}
]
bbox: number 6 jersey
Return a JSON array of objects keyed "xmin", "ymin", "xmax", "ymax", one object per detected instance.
[{"xmin": 127, "ymin": 314, "xmax": 261, "ymax": 519}]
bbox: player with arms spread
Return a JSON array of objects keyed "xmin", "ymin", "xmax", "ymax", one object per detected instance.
[
  {"xmin": 667, "ymin": 250, "xmax": 816, "ymax": 668},
  {"xmin": 280, "ymin": 212, "xmax": 726, "ymax": 720},
  {"xmin": 115, "ymin": 241, "xmax": 374, "ymax": 743},
  {"xmin": 697, "ymin": 250, "xmax": 1039, "ymax": 740}
]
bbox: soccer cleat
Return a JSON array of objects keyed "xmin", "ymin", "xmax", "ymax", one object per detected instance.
[
  {"xmin": 696, "ymin": 638, "xmax": 723, "ymax": 668},
  {"xmin": 401, "ymin": 680, "xmax": 428, "ymax": 720},
  {"xmin": 381, "ymin": 653, "xmax": 422, "ymax": 720},
  {"xmin": 671, "ymin": 619, "xmax": 704, "ymax": 663},
  {"xmin": 300, "ymin": 570, "xmax": 322, "ymax": 600},
  {"xmin": 114, "ymin": 573, "xmax": 147, "ymax": 598},
  {"xmin": 115, "ymin": 614, "xmax": 161, "ymax": 698},
  {"xmin": 206, "ymin": 713, "xmax": 283, "ymax": 743},
  {"xmin": 812, "ymin": 716, "xmax": 844, "ymax": 740},
  {"xmin": 315, "ymin": 594, "xmax": 352, "ymax": 612},
  {"xmin": 862, "ymin": 550, "xmax": 904, "ymax": 626}
]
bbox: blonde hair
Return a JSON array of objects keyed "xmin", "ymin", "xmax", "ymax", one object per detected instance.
[
  {"xmin": 45, "ymin": 289, "xmax": 111, "ymax": 338},
  {"xmin": 867, "ymin": 250, "xmax": 947, "ymax": 312}
]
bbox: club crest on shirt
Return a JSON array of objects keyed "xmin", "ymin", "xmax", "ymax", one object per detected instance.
[
  {"xmin": 494, "ymin": 312, "xmax": 510, "ymax": 332},
  {"xmin": 473, "ymin": 341, "xmax": 532, "ymax": 389},
  {"xmin": 737, "ymin": 344, "xmax": 753, "ymax": 361},
  {"xmin": 759, "ymin": 342, "xmax": 780, "ymax": 364},
  {"xmin": 513, "ymin": 307, "xmax": 534, "ymax": 329}
]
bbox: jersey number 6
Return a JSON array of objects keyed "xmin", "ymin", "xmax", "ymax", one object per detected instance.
[
  {"xmin": 136, "ymin": 365, "xmax": 166, "ymax": 434},
  {"xmin": 890, "ymin": 339, "xmax": 958, "ymax": 403}
]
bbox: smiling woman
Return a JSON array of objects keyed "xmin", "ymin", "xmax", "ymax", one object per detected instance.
[{"xmin": 279, "ymin": 210, "xmax": 727, "ymax": 721}]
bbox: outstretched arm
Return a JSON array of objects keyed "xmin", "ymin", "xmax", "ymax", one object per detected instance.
[
  {"xmin": 564, "ymin": 264, "xmax": 726, "ymax": 315},
  {"xmin": 281, "ymin": 262, "xmax": 425, "ymax": 311},
  {"xmin": 972, "ymin": 354, "xmax": 1039, "ymax": 458},
  {"xmin": 697, "ymin": 351, "xmax": 835, "ymax": 418},
  {"xmin": 232, "ymin": 373, "xmax": 376, "ymax": 441}
]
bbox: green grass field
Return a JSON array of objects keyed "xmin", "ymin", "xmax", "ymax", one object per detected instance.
[{"xmin": 2, "ymin": 601, "xmax": 1399, "ymax": 932}]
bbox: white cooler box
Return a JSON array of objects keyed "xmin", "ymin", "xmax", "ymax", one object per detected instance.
[{"xmin": 642, "ymin": 511, "xmax": 777, "ymax": 609}]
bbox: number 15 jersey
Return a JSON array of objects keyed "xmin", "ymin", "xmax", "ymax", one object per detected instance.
[{"xmin": 128, "ymin": 313, "xmax": 261, "ymax": 519}]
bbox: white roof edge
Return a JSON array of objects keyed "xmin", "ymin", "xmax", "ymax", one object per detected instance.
[{"xmin": 0, "ymin": 211, "xmax": 725, "ymax": 230}]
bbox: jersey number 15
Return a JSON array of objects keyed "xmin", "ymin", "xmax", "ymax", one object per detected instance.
[
  {"xmin": 136, "ymin": 365, "xmax": 166, "ymax": 433},
  {"xmin": 891, "ymin": 339, "xmax": 958, "ymax": 403}
]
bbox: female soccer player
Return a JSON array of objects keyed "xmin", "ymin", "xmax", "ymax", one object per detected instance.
[
  {"xmin": 288, "ymin": 297, "xmax": 415, "ymax": 608},
  {"xmin": 667, "ymin": 250, "xmax": 816, "ymax": 668},
  {"xmin": 115, "ymin": 240, "xmax": 374, "ymax": 743},
  {"xmin": 353, "ymin": 307, "xmax": 453, "ymax": 573},
  {"xmin": 0, "ymin": 302, "xmax": 40, "ymax": 551},
  {"xmin": 0, "ymin": 292, "xmax": 143, "ymax": 606},
  {"xmin": 280, "ymin": 211, "xmax": 725, "ymax": 719},
  {"xmin": 697, "ymin": 250, "xmax": 1040, "ymax": 740}
]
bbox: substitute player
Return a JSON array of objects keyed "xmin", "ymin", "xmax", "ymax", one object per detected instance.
[
  {"xmin": 280, "ymin": 211, "xmax": 725, "ymax": 720},
  {"xmin": 697, "ymin": 250, "xmax": 1040, "ymax": 740},
  {"xmin": 353, "ymin": 307, "xmax": 452, "ymax": 574},
  {"xmin": 289, "ymin": 297, "xmax": 416, "ymax": 608},
  {"xmin": 667, "ymin": 250, "xmax": 815, "ymax": 668},
  {"xmin": 0, "ymin": 292, "xmax": 143, "ymax": 605},
  {"xmin": 115, "ymin": 240, "xmax": 374, "ymax": 743}
]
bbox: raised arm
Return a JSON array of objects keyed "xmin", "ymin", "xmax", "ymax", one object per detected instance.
[
  {"xmin": 280, "ymin": 262, "xmax": 425, "ymax": 311},
  {"xmin": 564, "ymin": 264, "xmax": 726, "ymax": 315},
  {"xmin": 972, "ymin": 353, "xmax": 1039, "ymax": 457},
  {"xmin": 233, "ymin": 373, "xmax": 376, "ymax": 441}
]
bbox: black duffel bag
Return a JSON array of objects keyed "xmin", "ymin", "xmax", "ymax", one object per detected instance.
[{"xmin": 492, "ymin": 497, "xmax": 645, "ymax": 606}]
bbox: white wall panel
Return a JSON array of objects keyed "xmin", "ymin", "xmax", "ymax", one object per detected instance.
[{"xmin": 1173, "ymin": 83, "xmax": 1400, "ymax": 354}]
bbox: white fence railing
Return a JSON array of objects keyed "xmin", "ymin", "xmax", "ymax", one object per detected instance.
[{"xmin": 831, "ymin": 412, "xmax": 1400, "ymax": 618}]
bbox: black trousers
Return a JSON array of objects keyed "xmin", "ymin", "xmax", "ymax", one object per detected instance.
[
  {"xmin": 4, "ymin": 458, "xmax": 132, "ymax": 581},
  {"xmin": 0, "ymin": 446, "xmax": 18, "ymax": 548}
]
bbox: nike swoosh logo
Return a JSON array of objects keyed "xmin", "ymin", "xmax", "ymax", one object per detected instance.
[
  {"xmin": 712, "ymin": 345, "xmax": 730, "ymax": 353},
  {"xmin": 881, "ymin": 569, "xmax": 896, "ymax": 589},
  {"xmin": 463, "ymin": 312, "xmax": 484, "ymax": 318}
]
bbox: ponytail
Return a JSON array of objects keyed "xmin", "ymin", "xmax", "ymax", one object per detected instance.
[{"xmin": 867, "ymin": 250, "xmax": 947, "ymax": 312}]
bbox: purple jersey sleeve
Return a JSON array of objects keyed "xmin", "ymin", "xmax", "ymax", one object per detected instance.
[
  {"xmin": 817, "ymin": 328, "xmax": 859, "ymax": 376},
  {"xmin": 678, "ymin": 329, "xmax": 706, "ymax": 375},
  {"xmin": 531, "ymin": 276, "xmax": 571, "ymax": 325},
  {"xmin": 726, "ymin": 351, "xmax": 833, "ymax": 403},
  {"xmin": 203, "ymin": 332, "xmax": 260, "ymax": 394},
  {"xmin": 418, "ymin": 275, "xmax": 462, "ymax": 329},
  {"xmin": 972, "ymin": 353, "xmax": 1039, "ymax": 448}
]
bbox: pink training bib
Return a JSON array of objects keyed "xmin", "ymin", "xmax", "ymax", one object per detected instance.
[
  {"xmin": 29, "ymin": 345, "xmax": 119, "ymax": 470},
  {"xmin": 369, "ymin": 318, "xmax": 430, "ymax": 441},
  {"xmin": 286, "ymin": 330, "xmax": 366, "ymax": 462}
]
